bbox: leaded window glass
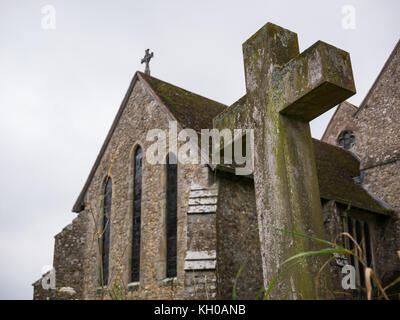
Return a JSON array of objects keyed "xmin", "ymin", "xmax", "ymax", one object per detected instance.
[
  {"xmin": 131, "ymin": 146, "xmax": 142, "ymax": 282},
  {"xmin": 166, "ymin": 153, "xmax": 177, "ymax": 278}
]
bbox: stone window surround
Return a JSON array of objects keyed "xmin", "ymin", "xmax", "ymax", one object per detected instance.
[
  {"xmin": 161, "ymin": 277, "xmax": 178, "ymax": 287},
  {"xmin": 127, "ymin": 281, "xmax": 140, "ymax": 292},
  {"xmin": 125, "ymin": 144, "xmax": 181, "ymax": 289},
  {"xmin": 166, "ymin": 152, "xmax": 178, "ymax": 278},
  {"xmin": 131, "ymin": 144, "xmax": 143, "ymax": 283},
  {"xmin": 126, "ymin": 142, "xmax": 145, "ymax": 286},
  {"xmin": 337, "ymin": 130, "xmax": 356, "ymax": 150},
  {"xmin": 126, "ymin": 276, "xmax": 177, "ymax": 292},
  {"xmin": 98, "ymin": 174, "xmax": 114, "ymax": 288},
  {"xmin": 96, "ymin": 142, "xmax": 183, "ymax": 293}
]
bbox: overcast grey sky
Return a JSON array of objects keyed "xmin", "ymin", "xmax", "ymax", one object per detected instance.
[{"xmin": 0, "ymin": 0, "xmax": 399, "ymax": 299}]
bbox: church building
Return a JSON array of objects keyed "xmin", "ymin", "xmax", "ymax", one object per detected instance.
[{"xmin": 33, "ymin": 23, "xmax": 399, "ymax": 300}]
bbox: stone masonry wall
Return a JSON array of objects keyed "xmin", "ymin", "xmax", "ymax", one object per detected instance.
[
  {"xmin": 35, "ymin": 77, "xmax": 213, "ymax": 299},
  {"xmin": 361, "ymin": 163, "xmax": 400, "ymax": 286},
  {"xmin": 215, "ymin": 172, "xmax": 263, "ymax": 300},
  {"xmin": 184, "ymin": 176, "xmax": 218, "ymax": 300},
  {"xmin": 81, "ymin": 78, "xmax": 210, "ymax": 299},
  {"xmin": 351, "ymin": 41, "xmax": 400, "ymax": 289},
  {"xmin": 322, "ymin": 41, "xmax": 400, "ymax": 290},
  {"xmin": 321, "ymin": 101, "xmax": 359, "ymax": 155},
  {"xmin": 33, "ymin": 210, "xmax": 89, "ymax": 299},
  {"xmin": 52, "ymin": 212, "xmax": 88, "ymax": 298},
  {"xmin": 354, "ymin": 42, "xmax": 400, "ymax": 171}
]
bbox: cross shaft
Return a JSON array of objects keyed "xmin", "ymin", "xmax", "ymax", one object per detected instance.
[{"xmin": 215, "ymin": 22, "xmax": 356, "ymax": 299}]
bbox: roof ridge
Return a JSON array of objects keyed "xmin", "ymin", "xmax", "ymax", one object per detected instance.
[
  {"xmin": 343, "ymin": 100, "xmax": 358, "ymax": 110},
  {"xmin": 354, "ymin": 39, "xmax": 400, "ymax": 117},
  {"xmin": 138, "ymin": 72, "xmax": 227, "ymax": 132},
  {"xmin": 138, "ymin": 71, "xmax": 228, "ymax": 109}
]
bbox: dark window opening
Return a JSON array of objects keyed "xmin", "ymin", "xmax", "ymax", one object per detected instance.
[
  {"xmin": 364, "ymin": 223, "xmax": 372, "ymax": 267},
  {"xmin": 131, "ymin": 146, "xmax": 142, "ymax": 282},
  {"xmin": 166, "ymin": 153, "xmax": 178, "ymax": 278},
  {"xmin": 102, "ymin": 177, "xmax": 112, "ymax": 285},
  {"xmin": 338, "ymin": 131, "xmax": 355, "ymax": 150},
  {"xmin": 345, "ymin": 216, "xmax": 374, "ymax": 289}
]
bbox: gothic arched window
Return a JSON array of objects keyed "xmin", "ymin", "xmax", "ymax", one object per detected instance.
[
  {"xmin": 338, "ymin": 131, "xmax": 355, "ymax": 150},
  {"xmin": 102, "ymin": 177, "xmax": 112, "ymax": 285},
  {"xmin": 131, "ymin": 146, "xmax": 142, "ymax": 282},
  {"xmin": 166, "ymin": 153, "xmax": 178, "ymax": 278}
]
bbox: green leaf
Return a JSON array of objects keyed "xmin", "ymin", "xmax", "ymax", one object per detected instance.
[
  {"xmin": 233, "ymin": 257, "xmax": 248, "ymax": 300},
  {"xmin": 255, "ymin": 287, "xmax": 264, "ymax": 300},
  {"xmin": 263, "ymin": 260, "xmax": 302, "ymax": 300},
  {"xmin": 265, "ymin": 226, "xmax": 337, "ymax": 247},
  {"xmin": 283, "ymin": 248, "xmax": 349, "ymax": 265}
]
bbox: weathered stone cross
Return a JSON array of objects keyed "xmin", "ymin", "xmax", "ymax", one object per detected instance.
[
  {"xmin": 141, "ymin": 49, "xmax": 154, "ymax": 75},
  {"xmin": 216, "ymin": 23, "xmax": 356, "ymax": 299}
]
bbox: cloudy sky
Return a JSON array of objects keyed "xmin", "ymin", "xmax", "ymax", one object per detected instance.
[{"xmin": 0, "ymin": 0, "xmax": 398, "ymax": 299}]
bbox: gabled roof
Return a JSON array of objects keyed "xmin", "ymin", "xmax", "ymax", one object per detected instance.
[
  {"xmin": 313, "ymin": 139, "xmax": 391, "ymax": 215},
  {"xmin": 216, "ymin": 139, "xmax": 392, "ymax": 215},
  {"xmin": 321, "ymin": 101, "xmax": 358, "ymax": 141},
  {"xmin": 72, "ymin": 72, "xmax": 227, "ymax": 212},
  {"xmin": 140, "ymin": 73, "xmax": 227, "ymax": 132}
]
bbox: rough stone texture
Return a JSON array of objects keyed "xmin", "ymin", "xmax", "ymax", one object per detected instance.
[
  {"xmin": 361, "ymin": 163, "xmax": 400, "ymax": 286},
  {"xmin": 32, "ymin": 284, "xmax": 77, "ymax": 300},
  {"xmin": 353, "ymin": 46, "xmax": 400, "ymax": 287},
  {"xmin": 354, "ymin": 42, "xmax": 400, "ymax": 171},
  {"xmin": 322, "ymin": 40, "xmax": 400, "ymax": 291},
  {"xmin": 81, "ymin": 78, "xmax": 188, "ymax": 299},
  {"xmin": 184, "ymin": 180, "xmax": 218, "ymax": 299},
  {"xmin": 52, "ymin": 214, "xmax": 88, "ymax": 298},
  {"xmin": 33, "ymin": 212, "xmax": 89, "ymax": 300},
  {"xmin": 184, "ymin": 270, "xmax": 217, "ymax": 299},
  {"xmin": 215, "ymin": 172, "xmax": 263, "ymax": 300},
  {"xmin": 34, "ymin": 75, "xmax": 212, "ymax": 300},
  {"xmin": 321, "ymin": 101, "xmax": 359, "ymax": 150}
]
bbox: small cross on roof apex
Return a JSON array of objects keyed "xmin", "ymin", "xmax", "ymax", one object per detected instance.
[{"xmin": 141, "ymin": 49, "xmax": 154, "ymax": 75}]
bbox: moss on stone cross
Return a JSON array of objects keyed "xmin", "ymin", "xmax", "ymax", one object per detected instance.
[{"xmin": 216, "ymin": 22, "xmax": 356, "ymax": 299}]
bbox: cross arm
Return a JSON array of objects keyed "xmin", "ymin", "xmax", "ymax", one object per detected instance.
[{"xmin": 276, "ymin": 41, "xmax": 356, "ymax": 122}]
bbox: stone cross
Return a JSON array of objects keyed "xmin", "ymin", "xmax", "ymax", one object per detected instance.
[
  {"xmin": 217, "ymin": 23, "xmax": 356, "ymax": 299},
  {"xmin": 141, "ymin": 49, "xmax": 154, "ymax": 75}
]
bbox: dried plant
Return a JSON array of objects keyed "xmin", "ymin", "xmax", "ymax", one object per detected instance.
[{"xmin": 234, "ymin": 226, "xmax": 400, "ymax": 300}]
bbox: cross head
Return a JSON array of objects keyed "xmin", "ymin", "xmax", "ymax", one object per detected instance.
[{"xmin": 141, "ymin": 49, "xmax": 154, "ymax": 75}]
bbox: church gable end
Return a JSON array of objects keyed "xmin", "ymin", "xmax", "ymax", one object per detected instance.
[
  {"xmin": 354, "ymin": 40, "xmax": 400, "ymax": 169},
  {"xmin": 35, "ymin": 70, "xmax": 226, "ymax": 300},
  {"xmin": 321, "ymin": 101, "xmax": 359, "ymax": 150}
]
